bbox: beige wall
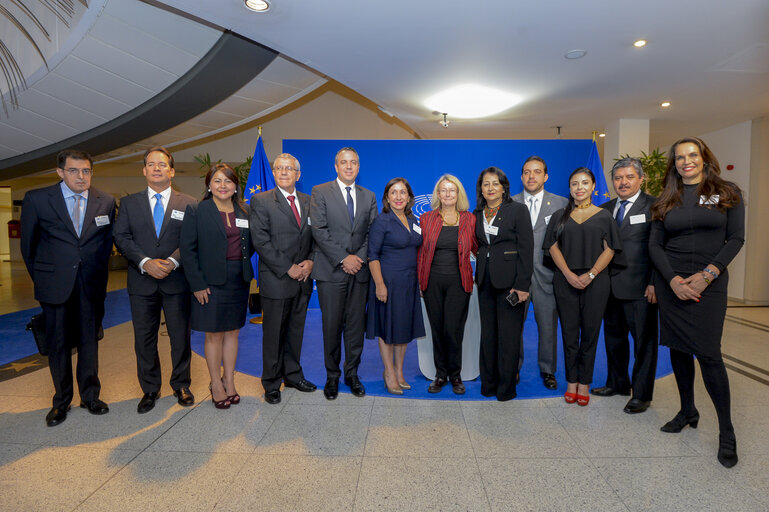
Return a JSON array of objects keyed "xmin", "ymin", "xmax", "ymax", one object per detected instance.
[{"xmin": 745, "ymin": 117, "xmax": 769, "ymax": 304}]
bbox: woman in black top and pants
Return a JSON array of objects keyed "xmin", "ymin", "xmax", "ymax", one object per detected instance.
[
  {"xmin": 180, "ymin": 164, "xmax": 254, "ymax": 409},
  {"xmin": 649, "ymin": 137, "xmax": 744, "ymax": 468}
]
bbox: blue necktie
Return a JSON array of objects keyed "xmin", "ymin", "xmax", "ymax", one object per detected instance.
[
  {"xmin": 153, "ymin": 193, "xmax": 164, "ymax": 236},
  {"xmin": 72, "ymin": 194, "xmax": 83, "ymax": 236},
  {"xmin": 345, "ymin": 186, "xmax": 355, "ymax": 225},
  {"xmin": 616, "ymin": 199, "xmax": 629, "ymax": 227}
]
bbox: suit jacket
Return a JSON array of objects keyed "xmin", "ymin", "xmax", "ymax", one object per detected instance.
[
  {"xmin": 474, "ymin": 201, "xmax": 534, "ymax": 291},
  {"xmin": 114, "ymin": 188, "xmax": 197, "ymax": 296},
  {"xmin": 21, "ymin": 182, "xmax": 115, "ymax": 304},
  {"xmin": 416, "ymin": 210, "xmax": 477, "ymax": 293},
  {"xmin": 310, "ymin": 180, "xmax": 378, "ymax": 283},
  {"xmin": 179, "ymin": 198, "xmax": 254, "ymax": 292},
  {"xmin": 601, "ymin": 192, "xmax": 656, "ymax": 300},
  {"xmin": 249, "ymin": 188, "xmax": 314, "ymax": 299},
  {"xmin": 512, "ymin": 190, "xmax": 569, "ymax": 293}
]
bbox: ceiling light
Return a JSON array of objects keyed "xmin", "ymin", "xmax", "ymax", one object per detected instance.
[
  {"xmin": 661, "ymin": 101, "xmax": 671, "ymax": 108},
  {"xmin": 244, "ymin": 0, "xmax": 270, "ymax": 12},
  {"xmin": 633, "ymin": 40, "xmax": 647, "ymax": 48},
  {"xmin": 564, "ymin": 49, "xmax": 587, "ymax": 60},
  {"xmin": 599, "ymin": 133, "xmax": 606, "ymax": 138},
  {"xmin": 424, "ymin": 84, "xmax": 522, "ymax": 119}
]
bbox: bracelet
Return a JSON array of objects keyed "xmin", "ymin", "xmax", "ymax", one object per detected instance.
[
  {"xmin": 702, "ymin": 273, "xmax": 711, "ymax": 285},
  {"xmin": 703, "ymin": 268, "xmax": 718, "ymax": 280}
]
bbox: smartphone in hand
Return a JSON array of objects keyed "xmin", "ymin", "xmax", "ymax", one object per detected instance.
[{"xmin": 506, "ymin": 291, "xmax": 520, "ymax": 307}]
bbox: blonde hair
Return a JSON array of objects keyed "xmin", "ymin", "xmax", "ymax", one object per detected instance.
[{"xmin": 431, "ymin": 174, "xmax": 469, "ymax": 211}]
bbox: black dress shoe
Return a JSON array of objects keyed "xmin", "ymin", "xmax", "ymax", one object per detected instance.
[
  {"xmin": 137, "ymin": 392, "xmax": 160, "ymax": 414},
  {"xmin": 80, "ymin": 399, "xmax": 109, "ymax": 415},
  {"xmin": 173, "ymin": 387, "xmax": 195, "ymax": 406},
  {"xmin": 590, "ymin": 386, "xmax": 630, "ymax": 397},
  {"xmin": 450, "ymin": 378, "xmax": 466, "ymax": 395},
  {"xmin": 542, "ymin": 373, "xmax": 558, "ymax": 390},
  {"xmin": 428, "ymin": 377, "xmax": 447, "ymax": 393},
  {"xmin": 623, "ymin": 398, "xmax": 651, "ymax": 414},
  {"xmin": 264, "ymin": 390, "xmax": 281, "ymax": 404},
  {"xmin": 344, "ymin": 376, "xmax": 366, "ymax": 397},
  {"xmin": 324, "ymin": 379, "xmax": 339, "ymax": 400},
  {"xmin": 660, "ymin": 409, "xmax": 700, "ymax": 433},
  {"xmin": 717, "ymin": 432, "xmax": 738, "ymax": 468},
  {"xmin": 46, "ymin": 406, "xmax": 69, "ymax": 427},
  {"xmin": 285, "ymin": 379, "xmax": 317, "ymax": 393}
]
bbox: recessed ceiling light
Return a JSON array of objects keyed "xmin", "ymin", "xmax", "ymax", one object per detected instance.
[
  {"xmin": 661, "ymin": 101, "xmax": 671, "ymax": 108},
  {"xmin": 424, "ymin": 84, "xmax": 522, "ymax": 119},
  {"xmin": 564, "ymin": 49, "xmax": 587, "ymax": 60},
  {"xmin": 244, "ymin": 0, "xmax": 270, "ymax": 12},
  {"xmin": 633, "ymin": 40, "xmax": 647, "ymax": 48},
  {"xmin": 599, "ymin": 133, "xmax": 606, "ymax": 138}
]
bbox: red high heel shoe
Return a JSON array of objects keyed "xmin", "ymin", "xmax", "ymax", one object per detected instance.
[
  {"xmin": 564, "ymin": 392, "xmax": 578, "ymax": 404},
  {"xmin": 576, "ymin": 394, "xmax": 590, "ymax": 406}
]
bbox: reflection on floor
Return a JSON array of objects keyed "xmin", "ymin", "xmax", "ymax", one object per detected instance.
[{"xmin": 1, "ymin": 262, "xmax": 768, "ymax": 511}]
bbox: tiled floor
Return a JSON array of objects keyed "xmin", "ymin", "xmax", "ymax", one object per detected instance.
[{"xmin": 1, "ymin": 261, "xmax": 768, "ymax": 511}]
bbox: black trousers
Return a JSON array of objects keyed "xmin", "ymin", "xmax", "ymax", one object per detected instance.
[
  {"xmin": 129, "ymin": 290, "xmax": 191, "ymax": 394},
  {"xmin": 554, "ymin": 270, "xmax": 610, "ymax": 385},
  {"xmin": 260, "ymin": 290, "xmax": 311, "ymax": 393},
  {"xmin": 603, "ymin": 294, "xmax": 658, "ymax": 401},
  {"xmin": 41, "ymin": 270, "xmax": 102, "ymax": 409},
  {"xmin": 317, "ymin": 275, "xmax": 367, "ymax": 381},
  {"xmin": 423, "ymin": 270, "xmax": 471, "ymax": 381},
  {"xmin": 477, "ymin": 267, "xmax": 525, "ymax": 400}
]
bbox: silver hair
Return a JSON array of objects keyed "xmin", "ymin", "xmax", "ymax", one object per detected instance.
[
  {"xmin": 272, "ymin": 153, "xmax": 300, "ymax": 171},
  {"xmin": 611, "ymin": 157, "xmax": 644, "ymax": 178}
]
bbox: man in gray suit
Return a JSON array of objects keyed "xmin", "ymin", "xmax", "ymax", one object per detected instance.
[
  {"xmin": 250, "ymin": 153, "xmax": 316, "ymax": 405},
  {"xmin": 512, "ymin": 156, "xmax": 569, "ymax": 390},
  {"xmin": 114, "ymin": 146, "xmax": 197, "ymax": 413},
  {"xmin": 310, "ymin": 147, "xmax": 378, "ymax": 400}
]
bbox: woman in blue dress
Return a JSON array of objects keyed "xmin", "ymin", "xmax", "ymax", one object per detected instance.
[{"xmin": 366, "ymin": 177, "xmax": 425, "ymax": 395}]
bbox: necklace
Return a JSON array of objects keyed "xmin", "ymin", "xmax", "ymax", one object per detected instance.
[
  {"xmin": 484, "ymin": 204, "xmax": 501, "ymax": 223},
  {"xmin": 440, "ymin": 209, "xmax": 459, "ymax": 226},
  {"xmin": 575, "ymin": 202, "xmax": 592, "ymax": 209}
]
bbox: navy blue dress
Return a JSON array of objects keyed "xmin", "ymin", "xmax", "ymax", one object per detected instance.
[{"xmin": 366, "ymin": 212, "xmax": 425, "ymax": 344}]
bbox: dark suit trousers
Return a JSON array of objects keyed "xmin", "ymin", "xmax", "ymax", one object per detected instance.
[
  {"xmin": 554, "ymin": 271, "xmax": 610, "ymax": 385},
  {"xmin": 260, "ymin": 291, "xmax": 311, "ymax": 393},
  {"xmin": 477, "ymin": 267, "xmax": 524, "ymax": 400},
  {"xmin": 603, "ymin": 294, "xmax": 658, "ymax": 401},
  {"xmin": 42, "ymin": 270, "xmax": 100, "ymax": 409},
  {"xmin": 317, "ymin": 275, "xmax": 367, "ymax": 380},
  {"xmin": 129, "ymin": 291, "xmax": 191, "ymax": 393},
  {"xmin": 423, "ymin": 270, "xmax": 471, "ymax": 381}
]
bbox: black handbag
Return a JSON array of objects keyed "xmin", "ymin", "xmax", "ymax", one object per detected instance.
[
  {"xmin": 26, "ymin": 313, "xmax": 105, "ymax": 357},
  {"xmin": 248, "ymin": 292, "xmax": 262, "ymax": 315}
]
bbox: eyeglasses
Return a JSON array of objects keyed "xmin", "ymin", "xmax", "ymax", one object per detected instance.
[
  {"xmin": 274, "ymin": 166, "xmax": 297, "ymax": 173},
  {"xmin": 64, "ymin": 168, "xmax": 92, "ymax": 176}
]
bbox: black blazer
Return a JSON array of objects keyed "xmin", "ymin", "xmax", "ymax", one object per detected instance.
[
  {"xmin": 601, "ymin": 192, "xmax": 656, "ymax": 300},
  {"xmin": 249, "ymin": 188, "xmax": 314, "ymax": 299},
  {"xmin": 474, "ymin": 201, "xmax": 534, "ymax": 291},
  {"xmin": 179, "ymin": 198, "xmax": 254, "ymax": 292},
  {"xmin": 21, "ymin": 183, "xmax": 115, "ymax": 304},
  {"xmin": 114, "ymin": 188, "xmax": 197, "ymax": 296}
]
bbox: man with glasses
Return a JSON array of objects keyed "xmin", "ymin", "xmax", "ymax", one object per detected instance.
[
  {"xmin": 114, "ymin": 146, "xmax": 197, "ymax": 413},
  {"xmin": 250, "ymin": 153, "xmax": 316, "ymax": 404},
  {"xmin": 21, "ymin": 149, "xmax": 116, "ymax": 426}
]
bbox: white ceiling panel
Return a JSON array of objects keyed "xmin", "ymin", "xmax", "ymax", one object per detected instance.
[
  {"xmin": 211, "ymin": 95, "xmax": 274, "ymax": 116},
  {"xmin": 18, "ymin": 89, "xmax": 107, "ymax": 132},
  {"xmin": 257, "ymin": 57, "xmax": 325, "ymax": 90},
  {"xmin": 36, "ymin": 73, "xmax": 132, "ymax": 120},
  {"xmin": 0, "ymin": 106, "xmax": 80, "ymax": 143},
  {"xmin": 187, "ymin": 109, "xmax": 245, "ymax": 128},
  {"xmin": 233, "ymin": 78, "xmax": 301, "ymax": 106},
  {"xmin": 52, "ymin": 55, "xmax": 154, "ymax": 106},
  {"xmin": 162, "ymin": 124, "xmax": 217, "ymax": 139},
  {"xmin": 0, "ymin": 124, "xmax": 54, "ymax": 154}
]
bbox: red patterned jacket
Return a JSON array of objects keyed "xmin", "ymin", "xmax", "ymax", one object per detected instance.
[{"xmin": 417, "ymin": 210, "xmax": 478, "ymax": 293}]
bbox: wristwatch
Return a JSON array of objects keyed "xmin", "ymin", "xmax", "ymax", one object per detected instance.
[{"xmin": 588, "ymin": 272, "xmax": 596, "ymax": 280}]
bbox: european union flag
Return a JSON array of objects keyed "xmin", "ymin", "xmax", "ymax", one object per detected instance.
[
  {"xmin": 585, "ymin": 141, "xmax": 611, "ymax": 203},
  {"xmin": 244, "ymin": 135, "xmax": 275, "ymax": 282}
]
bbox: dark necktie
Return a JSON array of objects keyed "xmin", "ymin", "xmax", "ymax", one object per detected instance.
[
  {"xmin": 345, "ymin": 186, "xmax": 355, "ymax": 225},
  {"xmin": 153, "ymin": 193, "xmax": 164, "ymax": 236},
  {"xmin": 616, "ymin": 199, "xmax": 629, "ymax": 226},
  {"xmin": 287, "ymin": 195, "xmax": 301, "ymax": 225}
]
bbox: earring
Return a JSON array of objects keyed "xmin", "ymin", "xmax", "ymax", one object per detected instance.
[{"xmin": 208, "ymin": 188, "xmax": 211, "ymax": 192}]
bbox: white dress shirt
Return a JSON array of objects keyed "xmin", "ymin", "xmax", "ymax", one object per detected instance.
[{"xmin": 139, "ymin": 186, "xmax": 179, "ymax": 273}]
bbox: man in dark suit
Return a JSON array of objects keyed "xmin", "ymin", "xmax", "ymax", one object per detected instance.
[
  {"xmin": 114, "ymin": 146, "xmax": 197, "ymax": 413},
  {"xmin": 21, "ymin": 149, "xmax": 116, "ymax": 426},
  {"xmin": 310, "ymin": 147, "xmax": 378, "ymax": 400},
  {"xmin": 250, "ymin": 153, "xmax": 316, "ymax": 405},
  {"xmin": 512, "ymin": 156, "xmax": 569, "ymax": 390},
  {"xmin": 592, "ymin": 157, "xmax": 658, "ymax": 414}
]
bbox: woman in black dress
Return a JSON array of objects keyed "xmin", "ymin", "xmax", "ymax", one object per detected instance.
[
  {"xmin": 180, "ymin": 164, "xmax": 254, "ymax": 409},
  {"xmin": 544, "ymin": 168, "xmax": 621, "ymax": 406},
  {"xmin": 474, "ymin": 167, "xmax": 533, "ymax": 401},
  {"xmin": 649, "ymin": 137, "xmax": 744, "ymax": 468},
  {"xmin": 366, "ymin": 178, "xmax": 425, "ymax": 395}
]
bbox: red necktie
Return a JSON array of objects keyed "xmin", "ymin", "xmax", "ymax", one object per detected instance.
[{"xmin": 287, "ymin": 195, "xmax": 301, "ymax": 225}]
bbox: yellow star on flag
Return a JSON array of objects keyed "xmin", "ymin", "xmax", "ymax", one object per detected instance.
[
  {"xmin": 249, "ymin": 186, "xmax": 256, "ymax": 195},
  {"xmin": 256, "ymin": 185, "xmax": 262, "ymax": 191},
  {"xmin": 6, "ymin": 360, "xmax": 42, "ymax": 372},
  {"xmin": 604, "ymin": 192, "xmax": 611, "ymax": 198}
]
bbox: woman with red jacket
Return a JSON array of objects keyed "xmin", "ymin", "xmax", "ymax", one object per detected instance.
[{"xmin": 417, "ymin": 175, "xmax": 478, "ymax": 394}]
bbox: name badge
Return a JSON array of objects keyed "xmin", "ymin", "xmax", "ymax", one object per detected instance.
[
  {"xmin": 629, "ymin": 214, "xmax": 646, "ymax": 224},
  {"xmin": 485, "ymin": 224, "xmax": 499, "ymax": 236},
  {"xmin": 307, "ymin": 217, "xmax": 312, "ymax": 226},
  {"xmin": 412, "ymin": 225, "xmax": 422, "ymax": 235},
  {"xmin": 700, "ymin": 195, "xmax": 720, "ymax": 205},
  {"xmin": 171, "ymin": 209, "xmax": 184, "ymax": 221},
  {"xmin": 235, "ymin": 218, "xmax": 249, "ymax": 229},
  {"xmin": 95, "ymin": 215, "xmax": 110, "ymax": 226},
  {"xmin": 544, "ymin": 215, "xmax": 552, "ymax": 225}
]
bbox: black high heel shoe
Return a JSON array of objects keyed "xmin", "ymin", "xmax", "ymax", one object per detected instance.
[
  {"xmin": 717, "ymin": 432, "xmax": 738, "ymax": 468},
  {"xmin": 660, "ymin": 409, "xmax": 700, "ymax": 433}
]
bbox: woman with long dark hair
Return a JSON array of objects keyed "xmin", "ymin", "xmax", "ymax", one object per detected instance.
[
  {"xmin": 649, "ymin": 137, "xmax": 744, "ymax": 468},
  {"xmin": 180, "ymin": 163, "xmax": 254, "ymax": 409},
  {"xmin": 543, "ymin": 167, "xmax": 620, "ymax": 406},
  {"xmin": 474, "ymin": 167, "xmax": 533, "ymax": 401}
]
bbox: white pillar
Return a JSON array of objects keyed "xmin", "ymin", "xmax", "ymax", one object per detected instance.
[{"xmin": 602, "ymin": 118, "xmax": 650, "ymax": 194}]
